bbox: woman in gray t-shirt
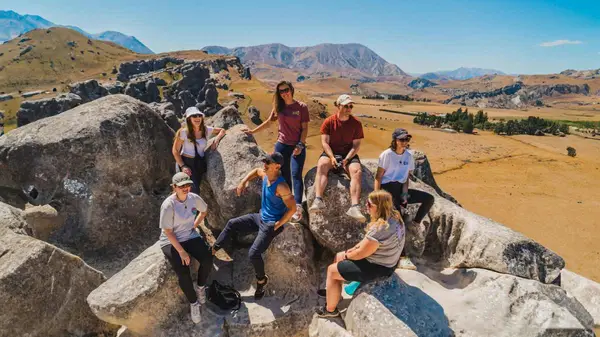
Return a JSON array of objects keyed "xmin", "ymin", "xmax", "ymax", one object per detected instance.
[
  {"xmin": 159, "ymin": 172, "xmax": 213, "ymax": 324},
  {"xmin": 315, "ymin": 190, "xmax": 404, "ymax": 318}
]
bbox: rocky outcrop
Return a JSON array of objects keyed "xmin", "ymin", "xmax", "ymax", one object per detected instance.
[
  {"xmin": 201, "ymin": 125, "xmax": 266, "ymax": 230},
  {"xmin": 22, "ymin": 204, "xmax": 64, "ymax": 241},
  {"xmin": 117, "ymin": 57, "xmax": 184, "ymax": 82},
  {"xmin": 1, "ymin": 210, "xmax": 116, "ymax": 337},
  {"xmin": 124, "ymin": 78, "xmax": 161, "ymax": 103},
  {"xmin": 16, "ymin": 93, "xmax": 83, "ymax": 127},
  {"xmin": 0, "ymin": 95, "xmax": 174, "ymax": 273},
  {"xmin": 408, "ymin": 78, "xmax": 438, "ymax": 90},
  {"xmin": 362, "ymin": 267, "xmax": 595, "ymax": 336},
  {"xmin": 248, "ymin": 105, "xmax": 262, "ymax": 125},
  {"xmin": 305, "ymin": 165, "xmax": 374, "ymax": 252},
  {"xmin": 0, "ymin": 201, "xmax": 31, "ymax": 236},
  {"xmin": 309, "ymin": 315, "xmax": 353, "ymax": 337},
  {"xmin": 206, "ymin": 105, "xmax": 244, "ymax": 130},
  {"xmin": 106, "ymin": 82, "xmax": 125, "ymax": 94},
  {"xmin": 69, "ymin": 79, "xmax": 109, "ymax": 103},
  {"xmin": 560, "ymin": 269, "xmax": 600, "ymax": 327},
  {"xmin": 149, "ymin": 101, "xmax": 180, "ymax": 131}
]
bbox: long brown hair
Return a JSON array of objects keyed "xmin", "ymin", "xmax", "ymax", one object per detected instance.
[
  {"xmin": 365, "ymin": 190, "xmax": 402, "ymax": 232},
  {"xmin": 271, "ymin": 81, "xmax": 295, "ymax": 120},
  {"xmin": 176, "ymin": 116, "xmax": 207, "ymax": 145}
]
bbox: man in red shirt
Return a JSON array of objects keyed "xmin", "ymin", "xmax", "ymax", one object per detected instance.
[{"xmin": 309, "ymin": 94, "xmax": 366, "ymax": 222}]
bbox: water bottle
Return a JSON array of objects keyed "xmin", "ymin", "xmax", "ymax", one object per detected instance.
[{"xmin": 344, "ymin": 281, "xmax": 361, "ymax": 296}]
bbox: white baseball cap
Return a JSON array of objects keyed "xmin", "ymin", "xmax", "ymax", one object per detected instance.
[
  {"xmin": 336, "ymin": 94, "xmax": 354, "ymax": 106},
  {"xmin": 185, "ymin": 106, "xmax": 204, "ymax": 119}
]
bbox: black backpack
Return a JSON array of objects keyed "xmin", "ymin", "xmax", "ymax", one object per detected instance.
[{"xmin": 207, "ymin": 280, "xmax": 241, "ymax": 311}]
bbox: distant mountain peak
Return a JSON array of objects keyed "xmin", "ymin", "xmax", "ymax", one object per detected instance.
[{"xmin": 420, "ymin": 67, "xmax": 505, "ymax": 81}]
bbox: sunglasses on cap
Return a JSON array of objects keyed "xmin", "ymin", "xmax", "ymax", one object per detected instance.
[{"xmin": 278, "ymin": 87, "xmax": 291, "ymax": 94}]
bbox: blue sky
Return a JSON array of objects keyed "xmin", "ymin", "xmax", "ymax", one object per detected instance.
[{"xmin": 3, "ymin": 0, "xmax": 599, "ymax": 74}]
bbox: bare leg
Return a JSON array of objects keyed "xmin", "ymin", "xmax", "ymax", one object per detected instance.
[
  {"xmin": 315, "ymin": 156, "xmax": 333, "ymax": 199},
  {"xmin": 348, "ymin": 162, "xmax": 362, "ymax": 205},
  {"xmin": 325, "ymin": 263, "xmax": 345, "ymax": 312}
]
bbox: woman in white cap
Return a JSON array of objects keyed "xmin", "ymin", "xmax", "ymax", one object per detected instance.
[
  {"xmin": 244, "ymin": 81, "xmax": 309, "ymax": 222},
  {"xmin": 159, "ymin": 172, "xmax": 213, "ymax": 324},
  {"xmin": 172, "ymin": 107, "xmax": 226, "ymax": 193}
]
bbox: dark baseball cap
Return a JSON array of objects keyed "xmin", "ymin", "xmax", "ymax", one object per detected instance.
[
  {"xmin": 392, "ymin": 128, "xmax": 411, "ymax": 140},
  {"xmin": 262, "ymin": 152, "xmax": 284, "ymax": 165}
]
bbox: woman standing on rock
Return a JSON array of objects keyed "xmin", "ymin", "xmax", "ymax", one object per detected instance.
[
  {"xmin": 159, "ymin": 172, "xmax": 213, "ymax": 324},
  {"xmin": 316, "ymin": 190, "xmax": 404, "ymax": 317},
  {"xmin": 173, "ymin": 107, "xmax": 226, "ymax": 194},
  {"xmin": 374, "ymin": 128, "xmax": 434, "ymax": 269},
  {"xmin": 243, "ymin": 81, "xmax": 309, "ymax": 223}
]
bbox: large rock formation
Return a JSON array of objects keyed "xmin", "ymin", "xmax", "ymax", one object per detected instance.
[
  {"xmin": 207, "ymin": 105, "xmax": 244, "ymax": 130},
  {"xmin": 117, "ymin": 57, "xmax": 184, "ymax": 82},
  {"xmin": 345, "ymin": 267, "xmax": 594, "ymax": 337},
  {"xmin": 124, "ymin": 78, "xmax": 161, "ymax": 103},
  {"xmin": 69, "ymin": 79, "xmax": 109, "ymax": 103},
  {"xmin": 1, "ymin": 204, "xmax": 117, "ymax": 337},
  {"xmin": 0, "ymin": 95, "xmax": 174, "ymax": 273},
  {"xmin": 149, "ymin": 101, "xmax": 181, "ymax": 131},
  {"xmin": 560, "ymin": 269, "xmax": 600, "ymax": 328},
  {"xmin": 305, "ymin": 165, "xmax": 374, "ymax": 252},
  {"xmin": 16, "ymin": 93, "xmax": 82, "ymax": 127},
  {"xmin": 248, "ymin": 105, "xmax": 262, "ymax": 125},
  {"xmin": 309, "ymin": 315, "xmax": 353, "ymax": 337}
]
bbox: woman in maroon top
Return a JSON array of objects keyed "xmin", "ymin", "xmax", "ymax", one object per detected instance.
[{"xmin": 244, "ymin": 81, "xmax": 309, "ymax": 222}]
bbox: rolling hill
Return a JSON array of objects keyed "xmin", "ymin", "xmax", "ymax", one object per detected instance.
[
  {"xmin": 202, "ymin": 43, "xmax": 407, "ymax": 79},
  {"xmin": 420, "ymin": 67, "xmax": 506, "ymax": 81},
  {"xmin": 0, "ymin": 10, "xmax": 153, "ymax": 54}
]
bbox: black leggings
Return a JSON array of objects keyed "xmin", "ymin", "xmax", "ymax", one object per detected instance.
[
  {"xmin": 182, "ymin": 156, "xmax": 206, "ymax": 194},
  {"xmin": 162, "ymin": 236, "xmax": 213, "ymax": 303},
  {"xmin": 381, "ymin": 182, "xmax": 434, "ymax": 223}
]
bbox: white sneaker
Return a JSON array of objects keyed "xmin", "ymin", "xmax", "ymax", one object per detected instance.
[
  {"xmin": 291, "ymin": 204, "xmax": 303, "ymax": 222},
  {"xmin": 346, "ymin": 205, "xmax": 366, "ymax": 223},
  {"xmin": 195, "ymin": 285, "xmax": 206, "ymax": 304},
  {"xmin": 190, "ymin": 301, "xmax": 201, "ymax": 324},
  {"xmin": 309, "ymin": 197, "xmax": 325, "ymax": 211},
  {"xmin": 398, "ymin": 256, "xmax": 417, "ymax": 271}
]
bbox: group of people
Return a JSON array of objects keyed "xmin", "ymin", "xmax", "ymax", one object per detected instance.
[{"xmin": 159, "ymin": 81, "xmax": 435, "ymax": 323}]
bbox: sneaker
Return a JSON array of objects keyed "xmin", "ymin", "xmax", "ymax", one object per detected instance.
[
  {"xmin": 309, "ymin": 197, "xmax": 325, "ymax": 211},
  {"xmin": 254, "ymin": 275, "xmax": 269, "ymax": 300},
  {"xmin": 195, "ymin": 285, "xmax": 206, "ymax": 304},
  {"xmin": 315, "ymin": 305, "xmax": 340, "ymax": 318},
  {"xmin": 398, "ymin": 256, "xmax": 417, "ymax": 271},
  {"xmin": 190, "ymin": 301, "xmax": 201, "ymax": 324},
  {"xmin": 346, "ymin": 205, "xmax": 366, "ymax": 223},
  {"xmin": 291, "ymin": 204, "xmax": 303, "ymax": 223}
]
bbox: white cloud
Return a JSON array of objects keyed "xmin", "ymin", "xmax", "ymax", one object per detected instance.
[{"xmin": 539, "ymin": 40, "xmax": 583, "ymax": 47}]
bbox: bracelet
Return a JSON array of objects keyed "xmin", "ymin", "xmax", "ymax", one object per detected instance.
[{"xmin": 296, "ymin": 142, "xmax": 305, "ymax": 150}]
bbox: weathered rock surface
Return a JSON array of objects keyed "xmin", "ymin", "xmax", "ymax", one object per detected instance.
[
  {"xmin": 248, "ymin": 105, "xmax": 262, "ymax": 125},
  {"xmin": 149, "ymin": 101, "xmax": 181, "ymax": 131},
  {"xmin": 1, "ymin": 224, "xmax": 116, "ymax": 336},
  {"xmin": 16, "ymin": 93, "xmax": 83, "ymax": 126},
  {"xmin": 69, "ymin": 79, "xmax": 109, "ymax": 103},
  {"xmin": 201, "ymin": 125, "xmax": 266, "ymax": 230},
  {"xmin": 118, "ymin": 57, "xmax": 184, "ymax": 82},
  {"xmin": 23, "ymin": 204, "xmax": 64, "ymax": 241},
  {"xmin": 305, "ymin": 165, "xmax": 374, "ymax": 252},
  {"xmin": 207, "ymin": 105, "xmax": 244, "ymax": 130},
  {"xmin": 124, "ymin": 78, "xmax": 161, "ymax": 103},
  {"xmin": 0, "ymin": 201, "xmax": 31, "ymax": 235},
  {"xmin": 561, "ymin": 269, "xmax": 600, "ymax": 327},
  {"xmin": 0, "ymin": 95, "xmax": 174, "ymax": 273},
  {"xmin": 309, "ymin": 315, "xmax": 353, "ymax": 337},
  {"xmin": 106, "ymin": 81, "xmax": 125, "ymax": 94}
]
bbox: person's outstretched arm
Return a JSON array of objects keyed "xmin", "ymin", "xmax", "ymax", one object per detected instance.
[
  {"xmin": 245, "ymin": 110, "xmax": 275, "ymax": 135},
  {"xmin": 236, "ymin": 168, "xmax": 266, "ymax": 196},
  {"xmin": 275, "ymin": 183, "xmax": 297, "ymax": 230}
]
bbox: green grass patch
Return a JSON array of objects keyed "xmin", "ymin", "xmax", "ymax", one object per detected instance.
[{"xmin": 558, "ymin": 120, "xmax": 600, "ymax": 129}]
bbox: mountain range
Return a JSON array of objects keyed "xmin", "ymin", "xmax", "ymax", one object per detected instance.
[
  {"xmin": 0, "ymin": 10, "xmax": 153, "ymax": 54},
  {"xmin": 202, "ymin": 43, "xmax": 407, "ymax": 78},
  {"xmin": 419, "ymin": 67, "xmax": 505, "ymax": 81}
]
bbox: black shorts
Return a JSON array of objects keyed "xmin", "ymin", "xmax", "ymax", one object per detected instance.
[
  {"xmin": 337, "ymin": 258, "xmax": 395, "ymax": 282},
  {"xmin": 320, "ymin": 151, "xmax": 361, "ymax": 167}
]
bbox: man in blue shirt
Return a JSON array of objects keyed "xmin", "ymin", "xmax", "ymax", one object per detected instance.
[{"xmin": 212, "ymin": 152, "xmax": 297, "ymax": 300}]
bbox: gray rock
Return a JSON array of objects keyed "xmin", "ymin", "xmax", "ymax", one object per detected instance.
[
  {"xmin": 124, "ymin": 79, "xmax": 161, "ymax": 103},
  {"xmin": 171, "ymin": 62, "xmax": 211, "ymax": 98},
  {"xmin": 206, "ymin": 105, "xmax": 244, "ymax": 130},
  {"xmin": 23, "ymin": 204, "xmax": 64, "ymax": 241},
  {"xmin": 21, "ymin": 90, "xmax": 43, "ymax": 98},
  {"xmin": 69, "ymin": 79, "xmax": 109, "ymax": 103},
  {"xmin": 561, "ymin": 269, "xmax": 600, "ymax": 327},
  {"xmin": 19, "ymin": 45, "xmax": 33, "ymax": 56},
  {"xmin": 154, "ymin": 77, "xmax": 167, "ymax": 86},
  {"xmin": 242, "ymin": 66, "xmax": 252, "ymax": 80},
  {"xmin": 177, "ymin": 89, "xmax": 198, "ymax": 112},
  {"xmin": 201, "ymin": 125, "xmax": 266, "ymax": 230},
  {"xmin": 1, "ymin": 225, "xmax": 117, "ymax": 336},
  {"xmin": 0, "ymin": 201, "xmax": 32, "ymax": 236},
  {"xmin": 305, "ymin": 165, "xmax": 374, "ymax": 252},
  {"xmin": 117, "ymin": 57, "xmax": 184, "ymax": 82},
  {"xmin": 149, "ymin": 101, "xmax": 181, "ymax": 131},
  {"xmin": 228, "ymin": 92, "xmax": 246, "ymax": 99},
  {"xmin": 248, "ymin": 105, "xmax": 262, "ymax": 125},
  {"xmin": 106, "ymin": 82, "xmax": 125, "ymax": 94},
  {"xmin": 16, "ymin": 93, "xmax": 83, "ymax": 126},
  {"xmin": 0, "ymin": 95, "xmax": 174, "ymax": 273},
  {"xmin": 309, "ymin": 315, "xmax": 353, "ymax": 337},
  {"xmin": 0, "ymin": 94, "xmax": 13, "ymax": 102}
]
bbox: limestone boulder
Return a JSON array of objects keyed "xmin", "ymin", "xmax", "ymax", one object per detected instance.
[
  {"xmin": 106, "ymin": 81, "xmax": 125, "ymax": 94},
  {"xmin": 16, "ymin": 93, "xmax": 83, "ymax": 126},
  {"xmin": 248, "ymin": 105, "xmax": 262, "ymax": 125},
  {"xmin": 22, "ymin": 204, "xmax": 64, "ymax": 241},
  {"xmin": 561, "ymin": 269, "xmax": 600, "ymax": 327},
  {"xmin": 201, "ymin": 125, "xmax": 266, "ymax": 230},
  {"xmin": 124, "ymin": 79, "xmax": 160, "ymax": 103},
  {"xmin": 206, "ymin": 105, "xmax": 244, "ymax": 130},
  {"xmin": 309, "ymin": 315, "xmax": 353, "ymax": 337},
  {"xmin": 0, "ymin": 201, "xmax": 31, "ymax": 235},
  {"xmin": 69, "ymin": 79, "xmax": 109, "ymax": 103},
  {"xmin": 149, "ymin": 101, "xmax": 180, "ymax": 131},
  {"xmin": 0, "ymin": 95, "xmax": 174, "ymax": 273},
  {"xmin": 0, "ymin": 227, "xmax": 116, "ymax": 336},
  {"xmin": 305, "ymin": 165, "xmax": 374, "ymax": 252},
  {"xmin": 117, "ymin": 57, "xmax": 184, "ymax": 82}
]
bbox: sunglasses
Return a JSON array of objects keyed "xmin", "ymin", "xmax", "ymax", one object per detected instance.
[
  {"xmin": 344, "ymin": 104, "xmax": 354, "ymax": 109},
  {"xmin": 190, "ymin": 114, "xmax": 204, "ymax": 118},
  {"xmin": 278, "ymin": 88, "xmax": 291, "ymax": 94}
]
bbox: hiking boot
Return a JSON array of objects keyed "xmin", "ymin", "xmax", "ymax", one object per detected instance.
[
  {"xmin": 291, "ymin": 204, "xmax": 303, "ymax": 223},
  {"xmin": 346, "ymin": 205, "xmax": 366, "ymax": 222},
  {"xmin": 190, "ymin": 301, "xmax": 201, "ymax": 324},
  {"xmin": 309, "ymin": 197, "xmax": 325, "ymax": 211},
  {"xmin": 398, "ymin": 256, "xmax": 417, "ymax": 271},
  {"xmin": 195, "ymin": 285, "xmax": 206, "ymax": 304},
  {"xmin": 254, "ymin": 275, "xmax": 269, "ymax": 300},
  {"xmin": 315, "ymin": 305, "xmax": 340, "ymax": 318}
]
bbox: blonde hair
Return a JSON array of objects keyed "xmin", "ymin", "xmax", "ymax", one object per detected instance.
[{"xmin": 365, "ymin": 190, "xmax": 402, "ymax": 232}]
